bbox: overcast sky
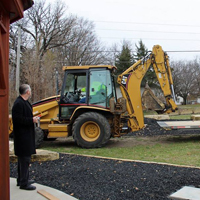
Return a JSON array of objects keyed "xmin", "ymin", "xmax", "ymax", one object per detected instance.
[{"xmin": 48, "ymin": 0, "xmax": 200, "ymax": 61}]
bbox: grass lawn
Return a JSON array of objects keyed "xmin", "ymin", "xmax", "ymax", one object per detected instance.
[
  {"xmin": 41, "ymin": 104, "xmax": 200, "ymax": 168},
  {"xmin": 179, "ymin": 104, "xmax": 200, "ymax": 108},
  {"xmin": 169, "ymin": 114, "xmax": 191, "ymax": 120},
  {"xmin": 41, "ymin": 135, "xmax": 200, "ymax": 168}
]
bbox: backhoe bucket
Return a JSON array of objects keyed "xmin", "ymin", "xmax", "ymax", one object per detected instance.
[{"xmin": 142, "ymin": 84, "xmax": 165, "ymax": 113}]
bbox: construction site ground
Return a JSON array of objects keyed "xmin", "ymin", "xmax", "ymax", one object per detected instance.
[{"xmin": 10, "ymin": 117, "xmax": 200, "ymax": 200}]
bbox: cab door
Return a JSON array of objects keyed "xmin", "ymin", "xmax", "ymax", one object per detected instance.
[
  {"xmin": 89, "ymin": 69, "xmax": 115, "ymax": 108},
  {"xmin": 59, "ymin": 70, "xmax": 88, "ymax": 120}
]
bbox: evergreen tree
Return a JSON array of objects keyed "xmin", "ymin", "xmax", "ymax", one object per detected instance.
[
  {"xmin": 135, "ymin": 40, "xmax": 157, "ymax": 87},
  {"xmin": 135, "ymin": 39, "xmax": 149, "ymax": 61},
  {"xmin": 115, "ymin": 41, "xmax": 135, "ymax": 76}
]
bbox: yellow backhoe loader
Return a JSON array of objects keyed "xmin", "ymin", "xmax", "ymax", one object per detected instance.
[{"xmin": 9, "ymin": 45, "xmax": 177, "ymax": 148}]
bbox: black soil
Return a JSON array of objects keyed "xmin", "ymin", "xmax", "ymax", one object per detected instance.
[
  {"xmin": 10, "ymin": 118, "xmax": 200, "ymax": 200},
  {"xmin": 10, "ymin": 154, "xmax": 200, "ymax": 200}
]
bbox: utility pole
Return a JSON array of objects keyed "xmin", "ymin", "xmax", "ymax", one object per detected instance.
[
  {"xmin": 16, "ymin": 25, "xmax": 21, "ymax": 93},
  {"xmin": 56, "ymin": 69, "xmax": 59, "ymax": 95}
]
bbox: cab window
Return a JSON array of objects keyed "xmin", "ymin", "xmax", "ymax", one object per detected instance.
[{"xmin": 89, "ymin": 69, "xmax": 114, "ymax": 107}]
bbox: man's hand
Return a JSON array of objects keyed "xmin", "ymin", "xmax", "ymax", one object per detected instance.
[{"xmin": 33, "ymin": 116, "xmax": 39, "ymax": 123}]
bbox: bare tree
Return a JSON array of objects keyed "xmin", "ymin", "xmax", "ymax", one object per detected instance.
[
  {"xmin": 171, "ymin": 60, "xmax": 200, "ymax": 104},
  {"xmin": 9, "ymin": 23, "xmax": 30, "ymax": 66},
  {"xmin": 22, "ymin": 0, "xmax": 76, "ymax": 61},
  {"xmin": 9, "ymin": 0, "xmax": 114, "ymax": 103},
  {"xmin": 16, "ymin": 0, "xmax": 77, "ymax": 101},
  {"xmin": 9, "ymin": 23, "xmax": 33, "ymax": 107},
  {"xmin": 55, "ymin": 17, "xmax": 109, "ymax": 66}
]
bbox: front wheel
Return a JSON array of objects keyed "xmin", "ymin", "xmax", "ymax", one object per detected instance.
[
  {"xmin": 35, "ymin": 127, "xmax": 44, "ymax": 149},
  {"xmin": 72, "ymin": 112, "xmax": 111, "ymax": 148}
]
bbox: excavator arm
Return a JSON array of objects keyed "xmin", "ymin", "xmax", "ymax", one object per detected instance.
[{"xmin": 117, "ymin": 45, "xmax": 177, "ymax": 132}]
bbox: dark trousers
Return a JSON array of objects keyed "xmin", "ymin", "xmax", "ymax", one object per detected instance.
[{"xmin": 17, "ymin": 156, "xmax": 31, "ymax": 186}]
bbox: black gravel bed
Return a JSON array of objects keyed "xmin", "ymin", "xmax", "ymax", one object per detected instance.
[
  {"xmin": 126, "ymin": 118, "xmax": 200, "ymax": 137},
  {"xmin": 10, "ymin": 153, "xmax": 200, "ymax": 200}
]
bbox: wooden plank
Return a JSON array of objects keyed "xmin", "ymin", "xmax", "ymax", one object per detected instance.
[
  {"xmin": 145, "ymin": 115, "xmax": 170, "ymax": 120},
  {"xmin": 157, "ymin": 120, "xmax": 200, "ymax": 130},
  {"xmin": 165, "ymin": 121, "xmax": 200, "ymax": 126},
  {"xmin": 37, "ymin": 189, "xmax": 60, "ymax": 200},
  {"xmin": 191, "ymin": 115, "xmax": 200, "ymax": 120}
]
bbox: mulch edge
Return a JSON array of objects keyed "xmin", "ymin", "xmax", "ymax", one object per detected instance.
[{"xmin": 60, "ymin": 152, "xmax": 200, "ymax": 169}]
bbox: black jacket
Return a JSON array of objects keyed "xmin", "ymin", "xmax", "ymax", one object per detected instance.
[{"xmin": 12, "ymin": 96, "xmax": 36, "ymax": 156}]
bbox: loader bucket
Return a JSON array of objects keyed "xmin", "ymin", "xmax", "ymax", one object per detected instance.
[{"xmin": 142, "ymin": 85, "xmax": 165, "ymax": 113}]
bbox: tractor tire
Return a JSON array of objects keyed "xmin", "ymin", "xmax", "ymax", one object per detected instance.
[
  {"xmin": 9, "ymin": 131, "xmax": 14, "ymax": 138},
  {"xmin": 35, "ymin": 127, "xmax": 44, "ymax": 149},
  {"xmin": 44, "ymin": 136, "xmax": 57, "ymax": 141},
  {"xmin": 72, "ymin": 112, "xmax": 111, "ymax": 148}
]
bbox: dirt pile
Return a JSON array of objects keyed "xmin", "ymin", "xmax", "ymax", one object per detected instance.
[{"xmin": 126, "ymin": 118, "xmax": 200, "ymax": 137}]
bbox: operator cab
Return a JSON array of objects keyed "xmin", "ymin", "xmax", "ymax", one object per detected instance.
[{"xmin": 59, "ymin": 66, "xmax": 116, "ymax": 120}]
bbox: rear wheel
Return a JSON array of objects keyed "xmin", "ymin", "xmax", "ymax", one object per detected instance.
[
  {"xmin": 72, "ymin": 112, "xmax": 110, "ymax": 148},
  {"xmin": 35, "ymin": 127, "xmax": 44, "ymax": 149},
  {"xmin": 9, "ymin": 131, "xmax": 14, "ymax": 138},
  {"xmin": 44, "ymin": 135, "xmax": 57, "ymax": 141}
]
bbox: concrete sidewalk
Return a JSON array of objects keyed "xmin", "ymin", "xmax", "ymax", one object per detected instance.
[
  {"xmin": 169, "ymin": 186, "xmax": 200, "ymax": 200},
  {"xmin": 10, "ymin": 178, "xmax": 78, "ymax": 200}
]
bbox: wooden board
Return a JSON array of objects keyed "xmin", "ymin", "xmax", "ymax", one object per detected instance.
[
  {"xmin": 157, "ymin": 120, "xmax": 200, "ymax": 130},
  {"xmin": 191, "ymin": 115, "xmax": 200, "ymax": 120},
  {"xmin": 37, "ymin": 189, "xmax": 60, "ymax": 200}
]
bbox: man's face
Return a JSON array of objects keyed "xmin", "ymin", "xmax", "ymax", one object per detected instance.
[{"xmin": 27, "ymin": 88, "xmax": 32, "ymax": 99}]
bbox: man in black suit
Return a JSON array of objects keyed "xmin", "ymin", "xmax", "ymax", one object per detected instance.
[{"xmin": 12, "ymin": 84, "xmax": 39, "ymax": 190}]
